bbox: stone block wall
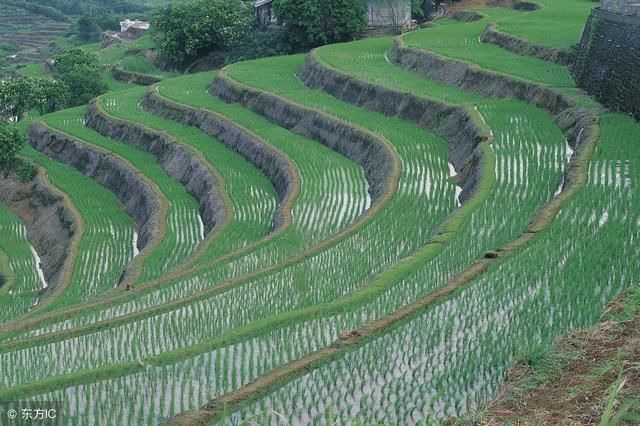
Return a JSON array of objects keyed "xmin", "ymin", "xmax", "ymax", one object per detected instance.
[{"xmin": 573, "ymin": 7, "xmax": 640, "ymax": 119}]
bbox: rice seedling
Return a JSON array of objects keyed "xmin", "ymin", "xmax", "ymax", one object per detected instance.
[
  {"xmin": 230, "ymin": 114, "xmax": 640, "ymax": 424},
  {"xmin": 43, "ymin": 106, "xmax": 205, "ymax": 283},
  {"xmin": 18, "ymin": 145, "xmax": 135, "ymax": 313},
  {"xmin": 0, "ymin": 203, "xmax": 46, "ymax": 323}
]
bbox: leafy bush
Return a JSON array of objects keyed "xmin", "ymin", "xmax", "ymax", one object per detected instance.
[
  {"xmin": 0, "ymin": 123, "xmax": 25, "ymax": 165},
  {"xmin": 15, "ymin": 160, "xmax": 36, "ymax": 183},
  {"xmin": 52, "ymin": 49, "xmax": 107, "ymax": 106},
  {"xmin": 273, "ymin": 0, "xmax": 367, "ymax": 49},
  {"xmin": 152, "ymin": 0, "xmax": 254, "ymax": 65}
]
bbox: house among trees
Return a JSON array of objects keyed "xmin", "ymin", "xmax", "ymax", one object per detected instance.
[
  {"xmin": 255, "ymin": 0, "xmax": 276, "ymax": 25},
  {"xmin": 254, "ymin": 0, "xmax": 412, "ymax": 29},
  {"xmin": 366, "ymin": 0, "xmax": 411, "ymax": 29}
]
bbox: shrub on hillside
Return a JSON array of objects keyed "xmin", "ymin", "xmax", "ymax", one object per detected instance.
[
  {"xmin": 274, "ymin": 0, "xmax": 367, "ymax": 49},
  {"xmin": 52, "ymin": 49, "xmax": 107, "ymax": 106},
  {"xmin": 152, "ymin": 0, "xmax": 254, "ymax": 65},
  {"xmin": 0, "ymin": 123, "xmax": 26, "ymax": 165}
]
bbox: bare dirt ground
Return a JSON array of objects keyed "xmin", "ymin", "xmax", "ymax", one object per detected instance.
[{"xmin": 479, "ymin": 288, "xmax": 640, "ymax": 425}]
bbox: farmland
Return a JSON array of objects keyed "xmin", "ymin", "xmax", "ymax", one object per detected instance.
[{"xmin": 0, "ymin": 0, "xmax": 638, "ymax": 424}]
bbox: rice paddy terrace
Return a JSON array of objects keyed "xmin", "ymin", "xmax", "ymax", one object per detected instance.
[{"xmin": 0, "ymin": 0, "xmax": 638, "ymax": 424}]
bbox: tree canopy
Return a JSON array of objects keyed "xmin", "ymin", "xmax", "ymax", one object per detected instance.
[
  {"xmin": 0, "ymin": 122, "xmax": 26, "ymax": 165},
  {"xmin": 52, "ymin": 49, "xmax": 107, "ymax": 105},
  {"xmin": 152, "ymin": 0, "xmax": 255, "ymax": 65},
  {"xmin": 274, "ymin": 0, "xmax": 367, "ymax": 49}
]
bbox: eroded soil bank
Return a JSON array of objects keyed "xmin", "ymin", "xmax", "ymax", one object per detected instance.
[
  {"xmin": 84, "ymin": 102, "xmax": 225, "ymax": 234},
  {"xmin": 0, "ymin": 168, "xmax": 75, "ymax": 293},
  {"xmin": 482, "ymin": 287, "xmax": 640, "ymax": 425},
  {"xmin": 29, "ymin": 123, "xmax": 162, "ymax": 281}
]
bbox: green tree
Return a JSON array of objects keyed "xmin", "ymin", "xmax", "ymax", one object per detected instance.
[
  {"xmin": 0, "ymin": 122, "xmax": 26, "ymax": 165},
  {"xmin": 77, "ymin": 15, "xmax": 102, "ymax": 42},
  {"xmin": 0, "ymin": 78, "xmax": 37, "ymax": 122},
  {"xmin": 33, "ymin": 77, "xmax": 70, "ymax": 115},
  {"xmin": 152, "ymin": 0, "xmax": 254, "ymax": 65},
  {"xmin": 273, "ymin": 0, "xmax": 367, "ymax": 49},
  {"xmin": 52, "ymin": 49, "xmax": 107, "ymax": 105}
]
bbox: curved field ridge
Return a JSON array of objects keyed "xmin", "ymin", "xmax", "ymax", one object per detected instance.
[
  {"xmin": 28, "ymin": 123, "xmax": 161, "ymax": 301},
  {"xmin": 84, "ymin": 102, "xmax": 226, "ymax": 259},
  {"xmin": 210, "ymin": 73, "xmax": 394, "ymax": 202},
  {"xmin": 166, "ymin": 38, "xmax": 600, "ymax": 423},
  {"xmin": 139, "ymin": 89, "xmax": 299, "ymax": 230},
  {"xmin": 0, "ymin": 168, "xmax": 77, "ymax": 319},
  {"xmin": 43, "ymin": 107, "xmax": 205, "ymax": 287},
  {"xmin": 480, "ymin": 23, "xmax": 571, "ymax": 65}
]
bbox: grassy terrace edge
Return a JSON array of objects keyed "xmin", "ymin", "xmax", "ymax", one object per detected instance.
[
  {"xmin": 0, "ymin": 82, "xmax": 402, "ymax": 349},
  {"xmin": 168, "ymin": 48, "xmax": 601, "ymax": 422},
  {"xmin": 0, "ymin": 61, "xmax": 494, "ymax": 399},
  {"xmin": 33, "ymin": 118, "xmax": 171, "ymax": 292},
  {"xmin": 15, "ymin": 166, "xmax": 85, "ymax": 316},
  {"xmin": 139, "ymin": 87, "xmax": 301, "ymax": 231},
  {"xmin": 84, "ymin": 99, "xmax": 233, "ymax": 277}
]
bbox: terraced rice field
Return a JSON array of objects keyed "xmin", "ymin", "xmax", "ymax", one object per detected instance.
[
  {"xmin": 402, "ymin": 17, "xmax": 574, "ymax": 86},
  {"xmin": 0, "ymin": 203, "xmax": 46, "ymax": 323},
  {"xmin": 491, "ymin": 0, "xmax": 594, "ymax": 48},
  {"xmin": 231, "ymin": 114, "xmax": 640, "ymax": 424},
  {"xmin": 19, "ymin": 145, "xmax": 135, "ymax": 313},
  {"xmin": 1, "ymin": 2, "xmax": 638, "ymax": 424},
  {"xmin": 43, "ymin": 107, "xmax": 205, "ymax": 282}
]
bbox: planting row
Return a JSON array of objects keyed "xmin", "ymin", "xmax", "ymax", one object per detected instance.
[
  {"xmin": 0, "ymin": 67, "xmax": 457, "ymax": 383},
  {"xmin": 43, "ymin": 107, "xmax": 205, "ymax": 285},
  {"xmin": 231, "ymin": 114, "xmax": 639, "ymax": 424},
  {"xmin": 0, "ymin": 203, "xmax": 46, "ymax": 323}
]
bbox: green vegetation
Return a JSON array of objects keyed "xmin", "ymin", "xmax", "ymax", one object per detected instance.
[
  {"xmin": 43, "ymin": 106, "xmax": 205, "ymax": 282},
  {"xmin": 0, "ymin": 202, "xmax": 45, "ymax": 323},
  {"xmin": 0, "ymin": 2, "xmax": 637, "ymax": 424},
  {"xmin": 0, "ymin": 123, "xmax": 26, "ymax": 164},
  {"xmin": 151, "ymin": 0, "xmax": 254, "ymax": 65},
  {"xmin": 52, "ymin": 49, "xmax": 108, "ymax": 105},
  {"xmin": 273, "ymin": 0, "xmax": 367, "ymax": 48}
]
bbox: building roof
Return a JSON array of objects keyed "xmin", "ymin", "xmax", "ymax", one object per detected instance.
[{"xmin": 254, "ymin": 0, "xmax": 273, "ymax": 8}]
